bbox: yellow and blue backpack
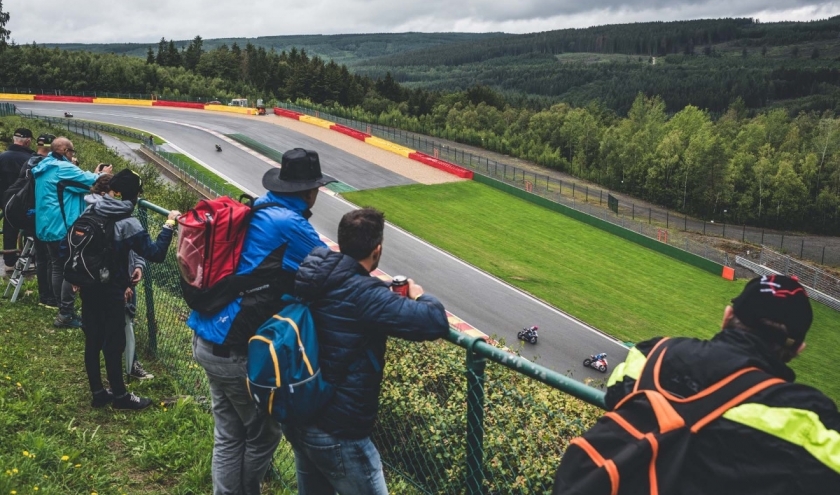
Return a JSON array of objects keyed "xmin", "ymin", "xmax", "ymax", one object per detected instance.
[{"xmin": 247, "ymin": 296, "xmax": 333, "ymax": 424}]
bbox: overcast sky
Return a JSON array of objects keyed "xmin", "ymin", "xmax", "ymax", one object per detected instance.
[{"xmin": 4, "ymin": 0, "xmax": 840, "ymax": 44}]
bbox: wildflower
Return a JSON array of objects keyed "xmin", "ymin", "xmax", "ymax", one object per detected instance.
[
  {"xmin": 16, "ymin": 382, "xmax": 21, "ymax": 387},
  {"xmin": 12, "ymin": 469, "xmax": 18, "ymax": 474},
  {"xmin": 61, "ymin": 456, "xmax": 69, "ymax": 462},
  {"xmin": 74, "ymin": 464, "xmax": 81, "ymax": 468},
  {"xmin": 11, "ymin": 490, "xmax": 17, "ymax": 494},
  {"xmin": 22, "ymin": 451, "xmax": 28, "ymax": 457},
  {"xmin": 34, "ymin": 487, "xmax": 38, "ymax": 491}
]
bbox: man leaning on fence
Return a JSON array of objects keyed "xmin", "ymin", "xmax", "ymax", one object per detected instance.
[
  {"xmin": 188, "ymin": 148, "xmax": 335, "ymax": 495},
  {"xmin": 0, "ymin": 127, "xmax": 34, "ymax": 271},
  {"xmin": 552, "ymin": 275, "xmax": 840, "ymax": 495},
  {"xmin": 285, "ymin": 207, "xmax": 449, "ymax": 495}
]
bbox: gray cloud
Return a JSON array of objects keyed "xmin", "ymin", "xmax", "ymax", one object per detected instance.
[{"xmin": 4, "ymin": 0, "xmax": 838, "ymax": 44}]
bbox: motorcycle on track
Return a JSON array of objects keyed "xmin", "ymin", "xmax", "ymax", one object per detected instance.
[
  {"xmin": 517, "ymin": 326, "xmax": 539, "ymax": 345},
  {"xmin": 64, "ymin": 111, "xmax": 73, "ymax": 118},
  {"xmin": 583, "ymin": 353, "xmax": 609, "ymax": 373}
]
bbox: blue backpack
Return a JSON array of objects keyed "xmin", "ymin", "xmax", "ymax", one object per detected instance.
[{"xmin": 247, "ymin": 297, "xmax": 333, "ymax": 424}]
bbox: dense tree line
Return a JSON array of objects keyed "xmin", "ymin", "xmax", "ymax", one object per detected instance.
[{"xmin": 369, "ymin": 17, "xmax": 840, "ymax": 66}]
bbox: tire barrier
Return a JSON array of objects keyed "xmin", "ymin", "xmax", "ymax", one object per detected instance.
[
  {"xmin": 0, "ymin": 93, "xmax": 35, "ymax": 100},
  {"xmin": 205, "ymin": 104, "xmax": 255, "ymax": 115},
  {"xmin": 408, "ymin": 152, "xmax": 474, "ymax": 179},
  {"xmin": 33, "ymin": 95, "xmax": 94, "ymax": 103},
  {"xmin": 273, "ymin": 107, "xmax": 302, "ymax": 119},
  {"xmin": 330, "ymin": 124, "xmax": 370, "ymax": 141},
  {"xmin": 93, "ymin": 97, "xmax": 153, "ymax": 106}
]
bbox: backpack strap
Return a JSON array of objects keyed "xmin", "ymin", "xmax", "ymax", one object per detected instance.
[
  {"xmin": 57, "ymin": 179, "xmax": 91, "ymax": 229},
  {"xmin": 626, "ymin": 338, "xmax": 785, "ymax": 432}
]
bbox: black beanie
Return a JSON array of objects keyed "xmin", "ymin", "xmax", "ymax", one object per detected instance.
[{"xmin": 109, "ymin": 169, "xmax": 143, "ymax": 202}]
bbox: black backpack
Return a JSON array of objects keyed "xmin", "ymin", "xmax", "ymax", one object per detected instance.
[
  {"xmin": 552, "ymin": 338, "xmax": 783, "ymax": 495},
  {"xmin": 3, "ymin": 156, "xmax": 42, "ymax": 232},
  {"xmin": 63, "ymin": 209, "xmax": 130, "ymax": 287}
]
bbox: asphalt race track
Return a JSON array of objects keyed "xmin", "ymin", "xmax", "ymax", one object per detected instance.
[{"xmin": 14, "ymin": 101, "xmax": 630, "ymax": 382}]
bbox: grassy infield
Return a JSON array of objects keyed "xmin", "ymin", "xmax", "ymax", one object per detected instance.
[{"xmin": 344, "ymin": 182, "xmax": 840, "ymax": 401}]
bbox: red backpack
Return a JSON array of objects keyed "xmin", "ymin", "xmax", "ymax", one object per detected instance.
[{"xmin": 176, "ymin": 196, "xmax": 282, "ymax": 314}]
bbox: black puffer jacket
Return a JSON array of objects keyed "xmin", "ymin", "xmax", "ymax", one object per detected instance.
[
  {"xmin": 295, "ymin": 246, "xmax": 449, "ymax": 439},
  {"xmin": 603, "ymin": 328, "xmax": 840, "ymax": 494},
  {"xmin": 0, "ymin": 144, "xmax": 34, "ymax": 197}
]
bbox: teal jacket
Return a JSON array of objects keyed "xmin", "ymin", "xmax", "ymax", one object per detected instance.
[{"xmin": 32, "ymin": 153, "xmax": 99, "ymax": 242}]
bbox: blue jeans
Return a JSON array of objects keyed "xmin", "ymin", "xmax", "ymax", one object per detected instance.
[
  {"xmin": 282, "ymin": 424, "xmax": 388, "ymax": 495},
  {"xmin": 193, "ymin": 335, "xmax": 283, "ymax": 495}
]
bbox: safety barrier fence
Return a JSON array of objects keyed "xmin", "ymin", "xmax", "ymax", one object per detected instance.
[
  {"xmin": 134, "ymin": 196, "xmax": 606, "ymax": 494},
  {"xmin": 276, "ymin": 101, "xmax": 840, "ymax": 269},
  {"xmin": 0, "ymin": 87, "xmax": 252, "ymax": 105}
]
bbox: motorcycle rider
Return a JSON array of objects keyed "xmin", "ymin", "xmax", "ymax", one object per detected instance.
[{"xmin": 594, "ymin": 352, "xmax": 607, "ymax": 362}]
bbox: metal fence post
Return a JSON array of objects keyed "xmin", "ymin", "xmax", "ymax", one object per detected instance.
[
  {"xmin": 465, "ymin": 346, "xmax": 487, "ymax": 495},
  {"xmin": 135, "ymin": 206, "xmax": 159, "ymax": 357}
]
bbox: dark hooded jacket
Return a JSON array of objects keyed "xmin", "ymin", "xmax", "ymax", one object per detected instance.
[
  {"xmin": 295, "ymin": 246, "xmax": 449, "ymax": 439},
  {"xmin": 601, "ymin": 328, "xmax": 840, "ymax": 495},
  {"xmin": 82, "ymin": 194, "xmax": 173, "ymax": 291}
]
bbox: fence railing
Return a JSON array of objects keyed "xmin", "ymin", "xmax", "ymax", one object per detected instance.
[
  {"xmin": 735, "ymin": 254, "xmax": 840, "ymax": 312},
  {"xmin": 0, "ymin": 86, "xmax": 263, "ymax": 106}
]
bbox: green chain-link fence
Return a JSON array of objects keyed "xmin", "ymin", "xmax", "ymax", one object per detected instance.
[{"xmin": 134, "ymin": 191, "xmax": 606, "ymax": 494}]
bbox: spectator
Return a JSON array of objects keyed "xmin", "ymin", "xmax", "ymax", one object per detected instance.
[
  {"xmin": 81, "ymin": 169, "xmax": 178, "ymax": 410},
  {"xmin": 0, "ymin": 127, "xmax": 34, "ymax": 271},
  {"xmin": 188, "ymin": 148, "xmax": 335, "ymax": 495},
  {"xmin": 553, "ymin": 275, "xmax": 840, "ymax": 494},
  {"xmin": 86, "ymin": 173, "xmax": 154, "ymax": 380},
  {"xmin": 32, "ymin": 137, "xmax": 112, "ymax": 327},
  {"xmin": 286, "ymin": 208, "xmax": 449, "ymax": 495},
  {"xmin": 7, "ymin": 133, "xmax": 56, "ymax": 306}
]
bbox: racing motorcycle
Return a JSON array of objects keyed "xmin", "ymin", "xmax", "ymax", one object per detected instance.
[
  {"xmin": 64, "ymin": 111, "xmax": 73, "ymax": 118},
  {"xmin": 215, "ymin": 144, "xmax": 223, "ymax": 152},
  {"xmin": 583, "ymin": 353, "xmax": 609, "ymax": 373},
  {"xmin": 517, "ymin": 326, "xmax": 538, "ymax": 345}
]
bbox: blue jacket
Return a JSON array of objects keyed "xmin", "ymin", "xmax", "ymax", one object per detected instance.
[
  {"xmin": 188, "ymin": 192, "xmax": 326, "ymax": 347},
  {"xmin": 295, "ymin": 247, "xmax": 449, "ymax": 439},
  {"xmin": 32, "ymin": 152, "xmax": 99, "ymax": 242}
]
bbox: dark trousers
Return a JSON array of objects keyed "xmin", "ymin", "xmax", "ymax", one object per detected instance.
[
  {"xmin": 81, "ymin": 284, "xmax": 127, "ymax": 397},
  {"xmin": 32, "ymin": 237, "xmax": 53, "ymax": 303},
  {"xmin": 45, "ymin": 240, "xmax": 76, "ymax": 316},
  {"xmin": 3, "ymin": 216, "xmax": 19, "ymax": 266}
]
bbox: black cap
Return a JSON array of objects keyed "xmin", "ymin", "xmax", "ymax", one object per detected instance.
[
  {"xmin": 36, "ymin": 134, "xmax": 56, "ymax": 147},
  {"xmin": 13, "ymin": 128, "xmax": 33, "ymax": 139},
  {"xmin": 262, "ymin": 148, "xmax": 336, "ymax": 193},
  {"xmin": 109, "ymin": 169, "xmax": 143, "ymax": 202},
  {"xmin": 731, "ymin": 275, "xmax": 813, "ymax": 348}
]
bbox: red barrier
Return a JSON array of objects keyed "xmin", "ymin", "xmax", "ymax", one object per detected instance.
[
  {"xmin": 330, "ymin": 124, "xmax": 370, "ymax": 141},
  {"xmin": 153, "ymin": 100, "xmax": 205, "ymax": 109},
  {"xmin": 408, "ymin": 152, "xmax": 474, "ymax": 179},
  {"xmin": 273, "ymin": 107, "xmax": 302, "ymax": 119},
  {"xmin": 34, "ymin": 95, "xmax": 94, "ymax": 103}
]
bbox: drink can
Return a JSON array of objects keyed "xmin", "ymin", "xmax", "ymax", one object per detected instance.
[{"xmin": 390, "ymin": 275, "xmax": 409, "ymax": 297}]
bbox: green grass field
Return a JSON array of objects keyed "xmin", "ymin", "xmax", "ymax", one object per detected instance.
[
  {"xmin": 78, "ymin": 120, "xmax": 166, "ymax": 145},
  {"xmin": 343, "ymin": 181, "xmax": 840, "ymax": 401}
]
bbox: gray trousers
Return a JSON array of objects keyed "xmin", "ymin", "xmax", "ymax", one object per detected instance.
[
  {"xmin": 193, "ymin": 335, "xmax": 283, "ymax": 495},
  {"xmin": 45, "ymin": 240, "xmax": 76, "ymax": 316}
]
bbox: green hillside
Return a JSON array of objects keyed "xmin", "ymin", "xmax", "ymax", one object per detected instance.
[
  {"xmin": 353, "ymin": 17, "xmax": 840, "ymax": 114},
  {"xmin": 45, "ymin": 32, "xmax": 505, "ymax": 65}
]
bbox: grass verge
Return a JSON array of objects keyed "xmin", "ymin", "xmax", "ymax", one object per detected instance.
[
  {"xmin": 156, "ymin": 151, "xmax": 244, "ymax": 198},
  {"xmin": 343, "ymin": 181, "xmax": 840, "ymax": 401},
  {"xmin": 78, "ymin": 120, "xmax": 165, "ymax": 145}
]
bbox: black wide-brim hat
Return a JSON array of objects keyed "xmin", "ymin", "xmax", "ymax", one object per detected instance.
[{"xmin": 262, "ymin": 148, "xmax": 336, "ymax": 193}]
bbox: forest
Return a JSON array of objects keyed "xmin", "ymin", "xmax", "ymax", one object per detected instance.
[{"xmin": 1, "ymin": 8, "xmax": 839, "ymax": 234}]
